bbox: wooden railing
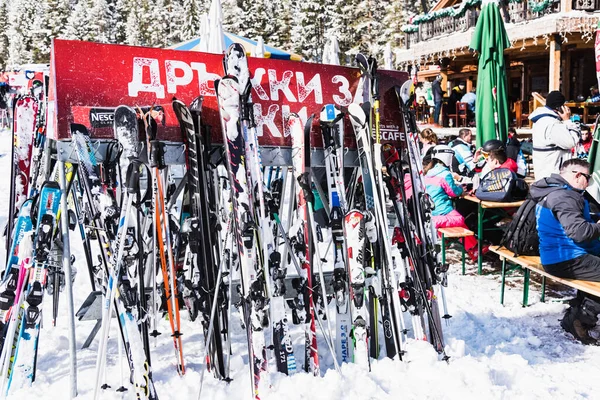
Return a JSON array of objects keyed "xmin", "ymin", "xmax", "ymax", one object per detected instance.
[
  {"xmin": 405, "ymin": 0, "xmax": 568, "ymax": 49},
  {"xmin": 573, "ymin": 0, "xmax": 598, "ymax": 11}
]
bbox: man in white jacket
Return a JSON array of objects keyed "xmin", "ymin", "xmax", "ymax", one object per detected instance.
[{"xmin": 529, "ymin": 91, "xmax": 580, "ymax": 180}]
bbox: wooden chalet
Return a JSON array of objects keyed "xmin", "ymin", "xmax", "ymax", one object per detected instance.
[{"xmin": 397, "ymin": 0, "xmax": 600, "ymax": 126}]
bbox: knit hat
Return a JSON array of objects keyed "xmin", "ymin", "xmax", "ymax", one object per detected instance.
[{"xmin": 546, "ymin": 91, "xmax": 565, "ymax": 110}]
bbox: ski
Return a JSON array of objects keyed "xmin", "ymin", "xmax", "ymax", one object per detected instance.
[{"xmin": 216, "ymin": 53, "xmax": 267, "ymax": 397}]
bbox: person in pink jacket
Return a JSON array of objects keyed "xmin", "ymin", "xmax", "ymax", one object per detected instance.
[{"xmin": 425, "ymin": 145, "xmax": 486, "ymax": 260}]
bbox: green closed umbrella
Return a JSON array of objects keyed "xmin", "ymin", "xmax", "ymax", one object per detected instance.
[
  {"xmin": 470, "ymin": 0, "xmax": 510, "ymax": 149},
  {"xmin": 587, "ymin": 21, "xmax": 600, "ymax": 202}
]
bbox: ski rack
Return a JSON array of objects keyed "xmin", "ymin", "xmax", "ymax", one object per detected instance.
[
  {"xmin": 56, "ymin": 139, "xmax": 361, "ymax": 167},
  {"xmin": 56, "ymin": 139, "xmax": 187, "ymax": 165}
]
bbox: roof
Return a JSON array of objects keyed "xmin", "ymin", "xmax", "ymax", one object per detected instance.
[{"xmin": 431, "ymin": 0, "xmax": 462, "ymax": 12}]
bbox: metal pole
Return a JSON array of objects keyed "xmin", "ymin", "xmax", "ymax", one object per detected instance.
[{"xmin": 58, "ymin": 159, "xmax": 77, "ymax": 398}]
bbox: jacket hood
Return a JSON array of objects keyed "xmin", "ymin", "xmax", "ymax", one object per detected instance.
[
  {"xmin": 529, "ymin": 106, "xmax": 561, "ymax": 123},
  {"xmin": 529, "ymin": 173, "xmax": 572, "ymax": 202},
  {"xmin": 426, "ymin": 163, "xmax": 448, "ymax": 177}
]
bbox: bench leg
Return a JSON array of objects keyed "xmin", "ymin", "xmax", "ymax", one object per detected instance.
[
  {"xmin": 501, "ymin": 258, "xmax": 506, "ymax": 305},
  {"xmin": 477, "ymin": 204, "xmax": 483, "ymax": 275},
  {"xmin": 441, "ymin": 233, "xmax": 446, "ymax": 266},
  {"xmin": 523, "ymin": 268, "xmax": 530, "ymax": 307},
  {"xmin": 461, "ymin": 237, "xmax": 466, "ymax": 276},
  {"xmin": 541, "ymin": 276, "xmax": 546, "ymax": 303}
]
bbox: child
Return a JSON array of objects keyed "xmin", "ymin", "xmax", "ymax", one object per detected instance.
[
  {"xmin": 418, "ymin": 128, "xmax": 439, "ymax": 165},
  {"xmin": 576, "ymin": 125, "xmax": 592, "ymax": 159},
  {"xmin": 425, "ymin": 145, "xmax": 487, "ymax": 261}
]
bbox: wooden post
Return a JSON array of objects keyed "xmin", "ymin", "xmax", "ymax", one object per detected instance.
[
  {"xmin": 560, "ymin": 0, "xmax": 572, "ymax": 13},
  {"xmin": 562, "ymin": 50, "xmax": 570, "ymax": 99},
  {"xmin": 466, "ymin": 77, "xmax": 474, "ymax": 93},
  {"xmin": 548, "ymin": 36, "xmax": 561, "ymax": 92}
]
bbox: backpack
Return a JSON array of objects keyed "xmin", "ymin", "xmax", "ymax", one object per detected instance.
[
  {"xmin": 501, "ymin": 198, "xmax": 539, "ymax": 256},
  {"xmin": 475, "ymin": 168, "xmax": 529, "ymax": 202}
]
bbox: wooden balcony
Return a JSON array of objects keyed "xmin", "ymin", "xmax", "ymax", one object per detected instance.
[{"xmin": 405, "ymin": 0, "xmax": 573, "ymax": 49}]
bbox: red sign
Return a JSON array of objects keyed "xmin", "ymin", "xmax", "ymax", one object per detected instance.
[{"xmin": 49, "ymin": 39, "xmax": 408, "ymax": 147}]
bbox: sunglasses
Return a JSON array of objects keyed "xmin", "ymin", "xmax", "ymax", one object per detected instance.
[{"xmin": 573, "ymin": 171, "xmax": 592, "ymax": 182}]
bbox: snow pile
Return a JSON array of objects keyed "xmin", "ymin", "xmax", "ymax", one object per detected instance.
[{"xmin": 1, "ymin": 129, "xmax": 600, "ymax": 399}]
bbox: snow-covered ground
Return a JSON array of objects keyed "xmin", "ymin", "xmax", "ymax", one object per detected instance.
[{"xmin": 1, "ymin": 128, "xmax": 599, "ymax": 400}]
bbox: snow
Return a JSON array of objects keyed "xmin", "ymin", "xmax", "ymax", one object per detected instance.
[{"xmin": 1, "ymin": 128, "xmax": 600, "ymax": 399}]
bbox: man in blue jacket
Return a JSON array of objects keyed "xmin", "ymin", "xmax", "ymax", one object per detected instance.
[{"xmin": 530, "ymin": 158, "xmax": 600, "ymax": 344}]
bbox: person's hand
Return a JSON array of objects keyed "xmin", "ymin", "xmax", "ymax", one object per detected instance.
[
  {"xmin": 557, "ymin": 105, "xmax": 571, "ymax": 121},
  {"xmin": 452, "ymin": 172, "xmax": 462, "ymax": 182},
  {"xmin": 474, "ymin": 147, "xmax": 483, "ymax": 161}
]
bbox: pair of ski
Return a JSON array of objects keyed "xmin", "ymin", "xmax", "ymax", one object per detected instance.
[{"xmin": 0, "ymin": 181, "xmax": 62, "ymax": 396}]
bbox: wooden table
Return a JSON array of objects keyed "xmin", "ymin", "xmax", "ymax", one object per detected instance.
[
  {"xmin": 463, "ymin": 195, "xmax": 525, "ymax": 274},
  {"xmin": 564, "ymin": 101, "xmax": 600, "ymax": 124}
]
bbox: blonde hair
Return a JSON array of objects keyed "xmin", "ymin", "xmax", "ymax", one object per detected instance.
[{"xmin": 419, "ymin": 128, "xmax": 439, "ymax": 145}]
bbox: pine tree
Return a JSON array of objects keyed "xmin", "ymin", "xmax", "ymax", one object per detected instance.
[
  {"xmin": 382, "ymin": 0, "xmax": 405, "ymax": 62},
  {"xmin": 90, "ymin": 0, "xmax": 111, "ymax": 43},
  {"xmin": 273, "ymin": 0, "xmax": 292, "ymax": 50},
  {"xmin": 180, "ymin": 0, "xmax": 202, "ymax": 41},
  {"xmin": 291, "ymin": 0, "xmax": 325, "ymax": 62},
  {"xmin": 108, "ymin": 0, "xmax": 131, "ymax": 43},
  {"xmin": 7, "ymin": 0, "xmax": 38, "ymax": 66},
  {"xmin": 0, "ymin": 0, "xmax": 8, "ymax": 68},
  {"xmin": 47, "ymin": 0, "xmax": 71, "ymax": 40},
  {"xmin": 168, "ymin": 0, "xmax": 186, "ymax": 45},
  {"xmin": 148, "ymin": 0, "xmax": 170, "ymax": 47},
  {"xmin": 221, "ymin": 0, "xmax": 239, "ymax": 35},
  {"xmin": 31, "ymin": 1, "xmax": 51, "ymax": 63},
  {"xmin": 64, "ymin": 0, "xmax": 97, "ymax": 41},
  {"xmin": 338, "ymin": 0, "xmax": 361, "ymax": 61}
]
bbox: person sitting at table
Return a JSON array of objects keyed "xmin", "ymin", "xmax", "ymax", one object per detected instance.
[
  {"xmin": 529, "ymin": 90, "xmax": 580, "ymax": 180},
  {"xmin": 449, "ymin": 128, "xmax": 477, "ymax": 177},
  {"xmin": 587, "ymin": 85, "xmax": 600, "ymax": 103},
  {"xmin": 506, "ymin": 127, "xmax": 521, "ymax": 161},
  {"xmin": 575, "ymin": 125, "xmax": 592, "ymax": 159},
  {"xmin": 530, "ymin": 158, "xmax": 600, "ymax": 344},
  {"xmin": 425, "ymin": 145, "xmax": 487, "ymax": 261},
  {"xmin": 486, "ymin": 148, "xmax": 518, "ymax": 174},
  {"xmin": 419, "ymin": 128, "xmax": 439, "ymax": 165}
]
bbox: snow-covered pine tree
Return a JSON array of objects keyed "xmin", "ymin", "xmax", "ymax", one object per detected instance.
[
  {"xmin": 64, "ymin": 0, "xmax": 98, "ymax": 42},
  {"xmin": 221, "ymin": 0, "xmax": 239, "ymax": 36},
  {"xmin": 321, "ymin": 0, "xmax": 345, "ymax": 63},
  {"xmin": 0, "ymin": 0, "xmax": 9, "ymax": 68},
  {"xmin": 31, "ymin": 1, "xmax": 51, "ymax": 63},
  {"xmin": 168, "ymin": 0, "xmax": 186, "ymax": 45},
  {"xmin": 107, "ymin": 0, "xmax": 130, "ymax": 43},
  {"xmin": 337, "ymin": 0, "xmax": 361, "ymax": 61},
  {"xmin": 7, "ymin": 0, "xmax": 38, "ymax": 66},
  {"xmin": 273, "ymin": 0, "xmax": 292, "ymax": 50},
  {"xmin": 125, "ymin": 0, "xmax": 152, "ymax": 46},
  {"xmin": 382, "ymin": 0, "xmax": 404, "ymax": 64},
  {"xmin": 148, "ymin": 0, "xmax": 171, "ymax": 48},
  {"xmin": 180, "ymin": 0, "xmax": 202, "ymax": 41},
  {"xmin": 46, "ymin": 0, "xmax": 70, "ymax": 42},
  {"xmin": 357, "ymin": 0, "xmax": 388, "ymax": 61},
  {"xmin": 291, "ymin": 0, "xmax": 325, "ymax": 61}
]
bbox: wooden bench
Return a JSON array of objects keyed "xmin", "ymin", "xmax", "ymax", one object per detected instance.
[
  {"xmin": 490, "ymin": 246, "xmax": 600, "ymax": 306},
  {"xmin": 438, "ymin": 227, "xmax": 474, "ymax": 275}
]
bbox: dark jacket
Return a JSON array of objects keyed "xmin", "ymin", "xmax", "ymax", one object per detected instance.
[
  {"xmin": 432, "ymin": 80, "xmax": 443, "ymax": 103},
  {"xmin": 530, "ymin": 174, "xmax": 600, "ymax": 265},
  {"xmin": 506, "ymin": 135, "xmax": 520, "ymax": 162}
]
